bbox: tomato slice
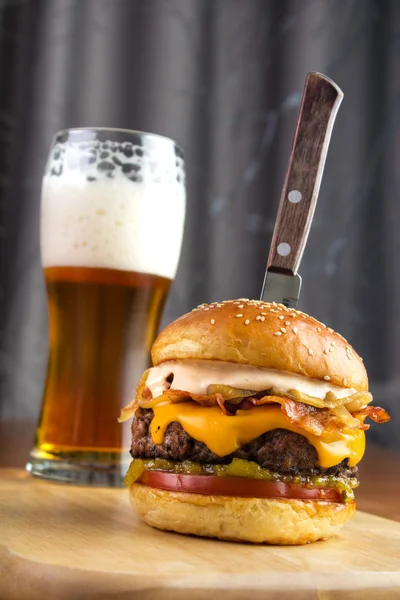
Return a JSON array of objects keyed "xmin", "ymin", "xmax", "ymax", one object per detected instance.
[{"xmin": 139, "ymin": 471, "xmax": 342, "ymax": 502}]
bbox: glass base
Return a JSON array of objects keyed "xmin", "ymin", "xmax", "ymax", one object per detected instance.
[{"xmin": 26, "ymin": 448, "xmax": 131, "ymax": 487}]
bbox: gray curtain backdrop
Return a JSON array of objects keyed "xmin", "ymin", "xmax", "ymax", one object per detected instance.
[{"xmin": 0, "ymin": 0, "xmax": 399, "ymax": 449}]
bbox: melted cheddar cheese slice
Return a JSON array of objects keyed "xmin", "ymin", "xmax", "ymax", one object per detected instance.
[{"xmin": 151, "ymin": 403, "xmax": 365, "ymax": 468}]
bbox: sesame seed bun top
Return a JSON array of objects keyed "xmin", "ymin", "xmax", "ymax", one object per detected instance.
[{"xmin": 151, "ymin": 299, "xmax": 368, "ymax": 392}]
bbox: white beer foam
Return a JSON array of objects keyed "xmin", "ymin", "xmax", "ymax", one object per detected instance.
[{"xmin": 41, "ymin": 171, "xmax": 186, "ymax": 279}]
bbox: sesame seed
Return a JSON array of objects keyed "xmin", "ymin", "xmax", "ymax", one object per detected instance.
[
  {"xmin": 203, "ymin": 307, "xmax": 209, "ymax": 311},
  {"xmin": 324, "ymin": 349, "xmax": 329, "ymax": 354},
  {"xmin": 256, "ymin": 315, "xmax": 262, "ymax": 321},
  {"xmin": 327, "ymin": 327, "xmax": 334, "ymax": 333},
  {"xmin": 244, "ymin": 319, "xmax": 250, "ymax": 325},
  {"xmin": 261, "ymin": 312, "xmax": 267, "ymax": 316},
  {"xmin": 308, "ymin": 348, "xmax": 313, "ymax": 356},
  {"xmin": 236, "ymin": 314, "xmax": 243, "ymax": 318},
  {"xmin": 291, "ymin": 313, "xmax": 297, "ymax": 318},
  {"xmin": 238, "ymin": 304, "xmax": 244, "ymax": 308},
  {"xmin": 285, "ymin": 321, "xmax": 290, "ymax": 326},
  {"xmin": 329, "ymin": 347, "xmax": 334, "ymax": 352},
  {"xmin": 277, "ymin": 307, "xmax": 283, "ymax": 311},
  {"xmin": 260, "ymin": 316, "xmax": 265, "ymax": 322},
  {"xmin": 344, "ymin": 378, "xmax": 348, "ymax": 386},
  {"xmin": 293, "ymin": 327, "xmax": 298, "ymax": 334},
  {"xmin": 279, "ymin": 315, "xmax": 285, "ymax": 320},
  {"xmin": 274, "ymin": 331, "xmax": 282, "ymax": 336},
  {"xmin": 272, "ymin": 302, "xmax": 277, "ymax": 306},
  {"xmin": 270, "ymin": 309, "xmax": 277, "ymax": 313},
  {"xmin": 317, "ymin": 327, "xmax": 322, "ymax": 333},
  {"xmin": 210, "ymin": 319, "xmax": 215, "ymax": 324},
  {"xmin": 280, "ymin": 327, "xmax": 286, "ymax": 333},
  {"xmin": 324, "ymin": 376, "xmax": 331, "ymax": 381},
  {"xmin": 331, "ymin": 342, "xmax": 336, "ymax": 347}
]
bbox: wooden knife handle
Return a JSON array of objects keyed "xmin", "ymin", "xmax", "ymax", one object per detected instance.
[{"xmin": 267, "ymin": 72, "xmax": 343, "ymax": 275}]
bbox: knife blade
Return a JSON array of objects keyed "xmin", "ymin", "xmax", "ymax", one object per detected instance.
[{"xmin": 260, "ymin": 72, "xmax": 343, "ymax": 307}]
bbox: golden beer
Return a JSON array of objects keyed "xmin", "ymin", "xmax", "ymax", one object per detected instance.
[
  {"xmin": 28, "ymin": 128, "xmax": 186, "ymax": 484},
  {"xmin": 37, "ymin": 267, "xmax": 169, "ymax": 452}
]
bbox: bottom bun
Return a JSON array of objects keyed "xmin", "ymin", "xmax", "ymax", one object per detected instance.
[{"xmin": 129, "ymin": 483, "xmax": 356, "ymax": 545}]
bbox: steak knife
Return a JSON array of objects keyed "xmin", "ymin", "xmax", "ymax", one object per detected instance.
[{"xmin": 260, "ymin": 72, "xmax": 343, "ymax": 307}]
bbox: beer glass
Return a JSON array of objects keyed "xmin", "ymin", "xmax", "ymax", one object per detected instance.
[{"xmin": 27, "ymin": 128, "xmax": 186, "ymax": 486}]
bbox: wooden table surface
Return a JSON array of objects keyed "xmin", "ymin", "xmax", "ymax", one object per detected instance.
[{"xmin": 0, "ymin": 420, "xmax": 399, "ymax": 522}]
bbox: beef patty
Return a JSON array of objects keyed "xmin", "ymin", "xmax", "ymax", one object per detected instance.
[{"xmin": 130, "ymin": 408, "xmax": 357, "ymax": 479}]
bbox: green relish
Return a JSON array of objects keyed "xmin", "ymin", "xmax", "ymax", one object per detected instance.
[{"xmin": 125, "ymin": 457, "xmax": 358, "ymax": 502}]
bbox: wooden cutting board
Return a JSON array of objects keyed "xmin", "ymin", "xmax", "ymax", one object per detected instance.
[{"xmin": 0, "ymin": 469, "xmax": 399, "ymax": 600}]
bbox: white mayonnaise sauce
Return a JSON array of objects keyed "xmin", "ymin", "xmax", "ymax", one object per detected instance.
[{"xmin": 146, "ymin": 360, "xmax": 354, "ymax": 399}]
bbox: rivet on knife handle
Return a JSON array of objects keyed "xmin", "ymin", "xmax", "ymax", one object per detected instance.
[{"xmin": 261, "ymin": 72, "xmax": 343, "ymax": 306}]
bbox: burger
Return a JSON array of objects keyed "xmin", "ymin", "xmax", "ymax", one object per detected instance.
[{"xmin": 120, "ymin": 299, "xmax": 390, "ymax": 545}]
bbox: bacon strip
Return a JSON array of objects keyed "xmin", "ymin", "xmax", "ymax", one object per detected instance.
[
  {"xmin": 215, "ymin": 393, "xmax": 231, "ymax": 416},
  {"xmin": 165, "ymin": 389, "xmax": 217, "ymax": 406},
  {"xmin": 244, "ymin": 395, "xmax": 347, "ymax": 437},
  {"xmin": 120, "ymin": 380, "xmax": 390, "ymax": 436},
  {"xmin": 354, "ymin": 405, "xmax": 391, "ymax": 423}
]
